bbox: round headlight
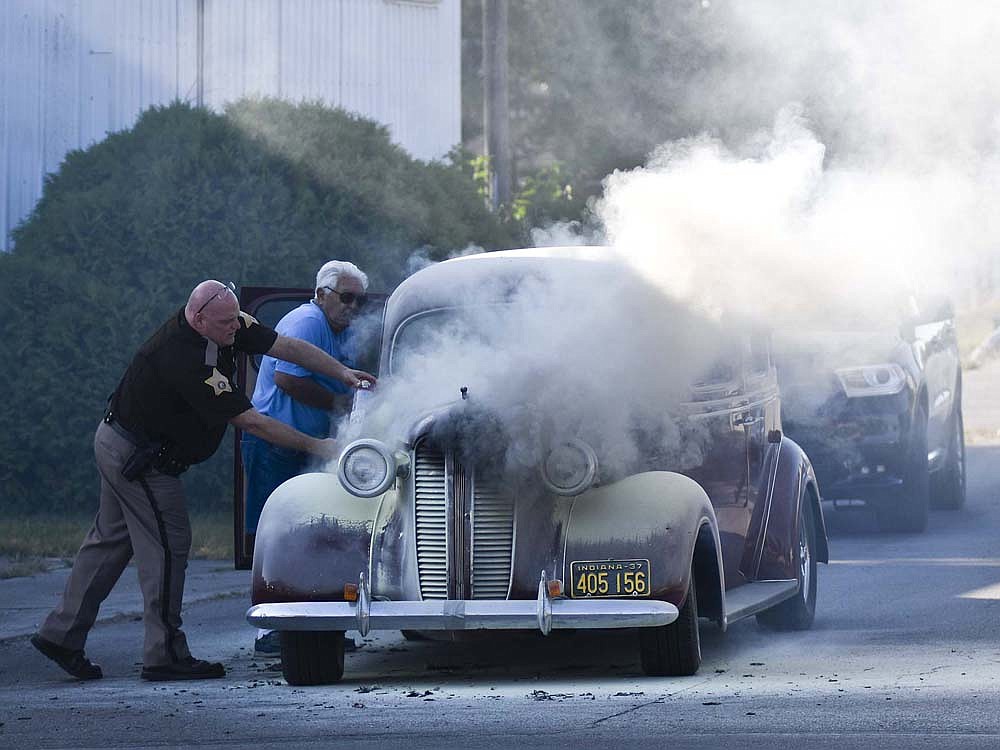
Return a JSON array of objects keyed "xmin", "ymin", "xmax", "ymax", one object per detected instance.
[
  {"xmin": 338, "ymin": 440, "xmax": 395, "ymax": 497},
  {"xmin": 541, "ymin": 439, "xmax": 598, "ymax": 496}
]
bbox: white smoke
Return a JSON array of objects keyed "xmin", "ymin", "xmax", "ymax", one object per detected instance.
[
  {"xmin": 559, "ymin": 1, "xmax": 1000, "ymax": 467},
  {"xmin": 332, "ymin": 2, "xmax": 1000, "ymax": 476},
  {"xmin": 673, "ymin": 1, "xmax": 1000, "ymax": 307},
  {"xmin": 334, "ymin": 251, "xmax": 723, "ymax": 478},
  {"xmin": 594, "ymin": 106, "xmax": 969, "ymax": 330}
]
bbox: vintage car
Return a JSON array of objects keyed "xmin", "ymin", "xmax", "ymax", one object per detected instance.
[
  {"xmin": 776, "ymin": 295, "xmax": 964, "ymax": 533},
  {"xmin": 239, "ymin": 247, "xmax": 829, "ymax": 685}
]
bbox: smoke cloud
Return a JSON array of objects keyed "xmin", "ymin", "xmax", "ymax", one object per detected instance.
[
  {"xmin": 333, "ymin": 3, "xmax": 999, "ymax": 484},
  {"xmin": 603, "ymin": 0, "xmax": 1000, "ymax": 312},
  {"xmin": 572, "ymin": 1, "xmax": 1000, "ymax": 478},
  {"xmin": 337, "ymin": 252, "xmax": 725, "ymax": 480}
]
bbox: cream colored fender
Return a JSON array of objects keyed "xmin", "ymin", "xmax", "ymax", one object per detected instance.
[
  {"xmin": 252, "ymin": 472, "xmax": 381, "ymax": 604},
  {"xmin": 564, "ymin": 471, "xmax": 725, "ymax": 617}
]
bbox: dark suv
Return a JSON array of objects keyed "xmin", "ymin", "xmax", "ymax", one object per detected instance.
[{"xmin": 775, "ymin": 296, "xmax": 964, "ymax": 533}]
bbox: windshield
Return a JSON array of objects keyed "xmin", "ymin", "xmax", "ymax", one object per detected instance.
[{"xmin": 390, "ymin": 306, "xmax": 503, "ymax": 376}]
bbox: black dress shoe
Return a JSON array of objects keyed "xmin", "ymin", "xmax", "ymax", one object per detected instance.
[
  {"xmin": 30, "ymin": 634, "xmax": 103, "ymax": 680},
  {"xmin": 141, "ymin": 655, "xmax": 226, "ymax": 681}
]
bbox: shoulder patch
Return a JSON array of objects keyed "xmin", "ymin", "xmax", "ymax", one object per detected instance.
[
  {"xmin": 204, "ymin": 367, "xmax": 234, "ymax": 396},
  {"xmin": 239, "ymin": 311, "xmax": 260, "ymax": 329}
]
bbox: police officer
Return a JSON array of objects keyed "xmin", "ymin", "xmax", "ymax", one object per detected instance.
[{"xmin": 30, "ymin": 280, "xmax": 374, "ymax": 681}]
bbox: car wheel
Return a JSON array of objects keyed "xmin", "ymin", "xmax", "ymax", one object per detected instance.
[
  {"xmin": 876, "ymin": 406, "xmax": 930, "ymax": 533},
  {"xmin": 638, "ymin": 571, "xmax": 701, "ymax": 677},
  {"xmin": 757, "ymin": 495, "xmax": 817, "ymax": 630},
  {"xmin": 280, "ymin": 631, "xmax": 345, "ymax": 686},
  {"xmin": 931, "ymin": 405, "xmax": 966, "ymax": 510}
]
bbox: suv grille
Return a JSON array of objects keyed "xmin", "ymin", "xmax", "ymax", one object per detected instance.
[{"xmin": 413, "ymin": 440, "xmax": 514, "ymax": 600}]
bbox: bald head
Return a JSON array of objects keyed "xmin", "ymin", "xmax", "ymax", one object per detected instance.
[
  {"xmin": 185, "ymin": 280, "xmax": 236, "ymax": 320},
  {"xmin": 185, "ymin": 280, "xmax": 241, "ymax": 345}
]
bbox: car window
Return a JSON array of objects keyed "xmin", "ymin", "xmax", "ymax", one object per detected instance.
[
  {"xmin": 746, "ymin": 333, "xmax": 771, "ymax": 377},
  {"xmin": 692, "ymin": 359, "xmax": 737, "ymax": 388},
  {"xmin": 249, "ymin": 298, "xmax": 384, "ymax": 376},
  {"xmin": 686, "ymin": 329, "xmax": 743, "ymax": 403}
]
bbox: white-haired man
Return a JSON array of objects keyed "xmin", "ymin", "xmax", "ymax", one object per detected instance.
[{"xmin": 242, "ymin": 261, "xmax": 371, "ymax": 654}]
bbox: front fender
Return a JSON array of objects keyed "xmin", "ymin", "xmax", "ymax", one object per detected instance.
[
  {"xmin": 251, "ymin": 472, "xmax": 380, "ymax": 604},
  {"xmin": 562, "ymin": 471, "xmax": 722, "ymax": 609}
]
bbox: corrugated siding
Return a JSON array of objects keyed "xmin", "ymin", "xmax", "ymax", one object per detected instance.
[{"xmin": 0, "ymin": 0, "xmax": 460, "ymax": 251}]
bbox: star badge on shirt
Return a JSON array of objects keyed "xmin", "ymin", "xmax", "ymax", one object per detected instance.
[
  {"xmin": 238, "ymin": 311, "xmax": 260, "ymax": 329},
  {"xmin": 204, "ymin": 367, "xmax": 233, "ymax": 396}
]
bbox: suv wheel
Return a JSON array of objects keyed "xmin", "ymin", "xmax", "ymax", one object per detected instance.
[
  {"xmin": 931, "ymin": 405, "xmax": 966, "ymax": 510},
  {"xmin": 876, "ymin": 406, "xmax": 930, "ymax": 533}
]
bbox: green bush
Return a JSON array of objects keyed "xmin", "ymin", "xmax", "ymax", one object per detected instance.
[{"xmin": 0, "ymin": 99, "xmax": 515, "ymax": 515}]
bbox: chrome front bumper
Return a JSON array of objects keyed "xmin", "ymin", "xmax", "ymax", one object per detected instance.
[{"xmin": 246, "ymin": 572, "xmax": 678, "ymax": 637}]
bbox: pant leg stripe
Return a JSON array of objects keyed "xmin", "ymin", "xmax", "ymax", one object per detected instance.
[{"xmin": 138, "ymin": 476, "xmax": 180, "ymax": 664}]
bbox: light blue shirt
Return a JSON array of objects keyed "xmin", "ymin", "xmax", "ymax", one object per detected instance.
[{"xmin": 251, "ymin": 301, "xmax": 354, "ymax": 438}]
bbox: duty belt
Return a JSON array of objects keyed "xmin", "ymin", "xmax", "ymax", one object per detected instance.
[
  {"xmin": 102, "ymin": 412, "xmax": 190, "ymax": 477},
  {"xmin": 103, "ymin": 411, "xmax": 145, "ymax": 446}
]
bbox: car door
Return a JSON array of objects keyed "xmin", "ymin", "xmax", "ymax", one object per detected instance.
[
  {"xmin": 738, "ymin": 331, "xmax": 782, "ymax": 579},
  {"xmin": 232, "ymin": 285, "xmax": 387, "ymax": 569},
  {"xmin": 742, "ymin": 331, "xmax": 780, "ymax": 496},
  {"xmin": 681, "ymin": 345, "xmax": 751, "ymax": 589}
]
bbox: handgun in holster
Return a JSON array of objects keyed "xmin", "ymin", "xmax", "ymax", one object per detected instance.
[{"xmin": 121, "ymin": 440, "xmax": 163, "ymax": 481}]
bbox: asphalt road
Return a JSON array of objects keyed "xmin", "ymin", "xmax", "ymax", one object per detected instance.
[{"xmin": 2, "ymin": 371, "xmax": 999, "ymax": 749}]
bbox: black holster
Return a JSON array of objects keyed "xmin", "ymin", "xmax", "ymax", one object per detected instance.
[
  {"xmin": 121, "ymin": 440, "xmax": 163, "ymax": 481},
  {"xmin": 105, "ymin": 411, "xmax": 174, "ymax": 480}
]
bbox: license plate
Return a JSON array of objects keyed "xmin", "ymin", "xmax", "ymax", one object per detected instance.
[{"xmin": 569, "ymin": 559, "xmax": 651, "ymax": 598}]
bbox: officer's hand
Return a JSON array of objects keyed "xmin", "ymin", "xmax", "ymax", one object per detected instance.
[
  {"xmin": 339, "ymin": 368, "xmax": 377, "ymax": 390},
  {"xmin": 314, "ymin": 438, "xmax": 339, "ymax": 460}
]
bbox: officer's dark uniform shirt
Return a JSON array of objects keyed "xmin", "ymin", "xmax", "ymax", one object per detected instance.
[{"xmin": 111, "ymin": 308, "xmax": 278, "ymax": 466}]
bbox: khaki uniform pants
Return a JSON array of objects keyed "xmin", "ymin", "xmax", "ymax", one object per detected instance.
[{"xmin": 39, "ymin": 422, "xmax": 193, "ymax": 667}]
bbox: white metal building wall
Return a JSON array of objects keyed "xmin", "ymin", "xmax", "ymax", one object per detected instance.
[{"xmin": 0, "ymin": 0, "xmax": 460, "ymax": 251}]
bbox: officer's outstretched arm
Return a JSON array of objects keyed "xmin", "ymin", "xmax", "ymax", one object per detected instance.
[
  {"xmin": 231, "ymin": 408, "xmax": 338, "ymax": 459},
  {"xmin": 267, "ymin": 335, "xmax": 376, "ymax": 389}
]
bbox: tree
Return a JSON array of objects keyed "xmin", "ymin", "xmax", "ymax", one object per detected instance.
[
  {"xmin": 1, "ymin": 99, "xmax": 514, "ymax": 514},
  {"xmin": 463, "ymin": 0, "xmax": 734, "ymax": 224}
]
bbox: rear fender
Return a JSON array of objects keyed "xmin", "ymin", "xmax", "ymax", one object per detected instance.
[
  {"xmin": 251, "ymin": 472, "xmax": 380, "ymax": 604},
  {"xmin": 563, "ymin": 471, "xmax": 723, "ymax": 612}
]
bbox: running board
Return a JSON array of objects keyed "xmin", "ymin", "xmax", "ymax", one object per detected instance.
[{"xmin": 724, "ymin": 580, "xmax": 798, "ymax": 625}]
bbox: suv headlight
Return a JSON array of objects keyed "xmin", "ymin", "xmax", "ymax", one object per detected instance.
[
  {"xmin": 338, "ymin": 439, "xmax": 407, "ymax": 498},
  {"xmin": 541, "ymin": 439, "xmax": 598, "ymax": 496},
  {"xmin": 835, "ymin": 364, "xmax": 907, "ymax": 398}
]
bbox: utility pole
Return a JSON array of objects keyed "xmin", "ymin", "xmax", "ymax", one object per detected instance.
[{"xmin": 483, "ymin": 0, "xmax": 512, "ymax": 212}]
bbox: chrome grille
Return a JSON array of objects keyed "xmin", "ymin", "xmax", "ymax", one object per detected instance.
[
  {"xmin": 414, "ymin": 442, "xmax": 448, "ymax": 599},
  {"xmin": 471, "ymin": 475, "xmax": 514, "ymax": 599},
  {"xmin": 413, "ymin": 440, "xmax": 515, "ymax": 601}
]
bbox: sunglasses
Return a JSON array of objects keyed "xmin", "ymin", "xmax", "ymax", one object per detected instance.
[
  {"xmin": 323, "ymin": 287, "xmax": 368, "ymax": 308},
  {"xmin": 195, "ymin": 281, "xmax": 237, "ymax": 316}
]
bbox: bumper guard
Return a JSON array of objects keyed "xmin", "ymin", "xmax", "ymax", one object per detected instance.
[{"xmin": 247, "ymin": 571, "xmax": 678, "ymax": 637}]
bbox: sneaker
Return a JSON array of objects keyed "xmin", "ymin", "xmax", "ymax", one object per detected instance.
[
  {"xmin": 30, "ymin": 634, "xmax": 103, "ymax": 680},
  {"xmin": 253, "ymin": 630, "xmax": 281, "ymax": 656},
  {"xmin": 141, "ymin": 656, "xmax": 225, "ymax": 681}
]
